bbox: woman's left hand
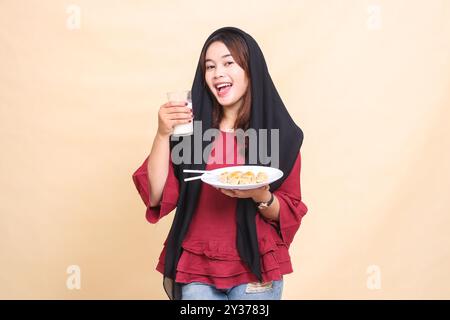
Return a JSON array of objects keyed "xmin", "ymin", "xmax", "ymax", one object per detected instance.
[{"xmin": 218, "ymin": 185, "xmax": 270, "ymax": 202}]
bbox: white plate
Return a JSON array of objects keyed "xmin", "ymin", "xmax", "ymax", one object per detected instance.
[{"xmin": 200, "ymin": 165, "xmax": 284, "ymax": 190}]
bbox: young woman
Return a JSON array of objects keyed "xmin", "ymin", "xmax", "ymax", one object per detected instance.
[{"xmin": 132, "ymin": 27, "xmax": 308, "ymax": 300}]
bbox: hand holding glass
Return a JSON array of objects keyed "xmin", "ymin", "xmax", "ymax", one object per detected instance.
[{"xmin": 166, "ymin": 90, "xmax": 193, "ymax": 136}]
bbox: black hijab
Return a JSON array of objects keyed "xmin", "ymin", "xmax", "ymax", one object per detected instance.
[{"xmin": 163, "ymin": 26, "xmax": 303, "ymax": 300}]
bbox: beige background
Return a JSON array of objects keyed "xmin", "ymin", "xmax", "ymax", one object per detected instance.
[{"xmin": 1, "ymin": 0, "xmax": 449, "ymax": 299}]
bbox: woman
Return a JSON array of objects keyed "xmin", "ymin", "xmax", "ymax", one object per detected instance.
[{"xmin": 132, "ymin": 27, "xmax": 308, "ymax": 300}]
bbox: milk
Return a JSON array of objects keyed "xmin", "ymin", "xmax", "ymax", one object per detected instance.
[{"xmin": 172, "ymin": 101, "xmax": 193, "ymax": 136}]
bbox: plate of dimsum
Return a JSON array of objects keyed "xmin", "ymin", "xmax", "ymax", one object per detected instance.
[{"xmin": 196, "ymin": 165, "xmax": 284, "ymax": 190}]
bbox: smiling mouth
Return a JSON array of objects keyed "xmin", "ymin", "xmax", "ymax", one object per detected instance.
[{"xmin": 215, "ymin": 83, "xmax": 233, "ymax": 97}]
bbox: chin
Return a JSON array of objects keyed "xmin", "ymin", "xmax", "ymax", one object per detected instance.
[{"xmin": 217, "ymin": 97, "xmax": 238, "ymax": 107}]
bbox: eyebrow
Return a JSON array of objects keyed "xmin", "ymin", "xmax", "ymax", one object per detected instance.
[{"xmin": 205, "ymin": 54, "xmax": 232, "ymax": 63}]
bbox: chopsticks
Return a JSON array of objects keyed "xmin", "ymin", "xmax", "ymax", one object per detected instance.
[
  {"xmin": 184, "ymin": 176, "xmax": 203, "ymax": 182},
  {"xmin": 183, "ymin": 169, "xmax": 211, "ymax": 182},
  {"xmin": 183, "ymin": 170, "xmax": 210, "ymax": 174}
]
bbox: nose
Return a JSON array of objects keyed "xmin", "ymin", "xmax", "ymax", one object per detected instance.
[{"xmin": 213, "ymin": 65, "xmax": 226, "ymax": 79}]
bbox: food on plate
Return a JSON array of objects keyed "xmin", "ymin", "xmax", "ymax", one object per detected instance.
[
  {"xmin": 218, "ymin": 170, "xmax": 268, "ymax": 185},
  {"xmin": 228, "ymin": 171, "xmax": 242, "ymax": 184},
  {"xmin": 256, "ymin": 172, "xmax": 269, "ymax": 183},
  {"xmin": 219, "ymin": 171, "xmax": 230, "ymax": 183},
  {"xmin": 240, "ymin": 171, "xmax": 256, "ymax": 184}
]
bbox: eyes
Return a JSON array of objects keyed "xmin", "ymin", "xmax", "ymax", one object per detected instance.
[{"xmin": 206, "ymin": 61, "xmax": 234, "ymax": 70}]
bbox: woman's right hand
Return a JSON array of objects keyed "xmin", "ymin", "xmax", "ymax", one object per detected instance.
[{"xmin": 157, "ymin": 101, "xmax": 193, "ymax": 137}]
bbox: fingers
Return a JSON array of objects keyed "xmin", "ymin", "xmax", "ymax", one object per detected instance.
[
  {"xmin": 218, "ymin": 188, "xmax": 236, "ymax": 197},
  {"xmin": 218, "ymin": 185, "xmax": 269, "ymax": 199},
  {"xmin": 161, "ymin": 102, "xmax": 192, "ymax": 116},
  {"xmin": 162, "ymin": 107, "xmax": 193, "ymax": 123},
  {"xmin": 173, "ymin": 118, "xmax": 192, "ymax": 125},
  {"xmin": 164, "ymin": 101, "xmax": 188, "ymax": 108},
  {"xmin": 168, "ymin": 113, "xmax": 193, "ymax": 121},
  {"xmin": 165, "ymin": 106, "xmax": 193, "ymax": 114},
  {"xmin": 159, "ymin": 101, "xmax": 193, "ymax": 124},
  {"xmin": 218, "ymin": 188, "xmax": 245, "ymax": 198},
  {"xmin": 163, "ymin": 102, "xmax": 192, "ymax": 113}
]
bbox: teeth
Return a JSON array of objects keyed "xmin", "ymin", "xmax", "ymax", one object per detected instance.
[{"xmin": 216, "ymin": 83, "xmax": 232, "ymax": 89}]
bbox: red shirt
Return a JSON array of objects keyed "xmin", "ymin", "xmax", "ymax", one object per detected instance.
[{"xmin": 132, "ymin": 130, "xmax": 308, "ymax": 289}]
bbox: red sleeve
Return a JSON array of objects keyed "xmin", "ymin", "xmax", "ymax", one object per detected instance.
[
  {"xmin": 271, "ymin": 152, "xmax": 308, "ymax": 246},
  {"xmin": 132, "ymin": 155, "xmax": 179, "ymax": 224}
]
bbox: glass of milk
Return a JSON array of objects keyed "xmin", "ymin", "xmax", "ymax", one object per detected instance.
[{"xmin": 166, "ymin": 90, "xmax": 193, "ymax": 136}]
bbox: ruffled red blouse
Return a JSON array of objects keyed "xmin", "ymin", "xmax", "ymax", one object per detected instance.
[{"xmin": 132, "ymin": 130, "xmax": 308, "ymax": 289}]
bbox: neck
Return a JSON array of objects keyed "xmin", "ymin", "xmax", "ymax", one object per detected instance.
[
  {"xmin": 220, "ymin": 113, "xmax": 237, "ymax": 131},
  {"xmin": 220, "ymin": 100, "xmax": 241, "ymax": 130}
]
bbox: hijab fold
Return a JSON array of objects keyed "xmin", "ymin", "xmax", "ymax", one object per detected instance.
[{"xmin": 163, "ymin": 27, "xmax": 303, "ymax": 300}]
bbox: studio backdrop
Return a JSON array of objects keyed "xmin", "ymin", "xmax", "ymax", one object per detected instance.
[{"xmin": 1, "ymin": 0, "xmax": 449, "ymax": 299}]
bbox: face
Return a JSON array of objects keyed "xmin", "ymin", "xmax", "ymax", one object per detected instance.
[{"xmin": 204, "ymin": 41, "xmax": 249, "ymax": 109}]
